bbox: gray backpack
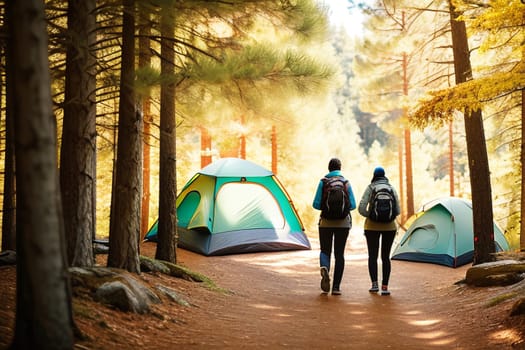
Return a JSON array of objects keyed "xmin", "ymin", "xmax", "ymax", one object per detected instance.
[{"xmin": 368, "ymin": 184, "xmax": 396, "ymax": 222}]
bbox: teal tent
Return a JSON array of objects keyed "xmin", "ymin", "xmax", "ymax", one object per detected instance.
[
  {"xmin": 392, "ymin": 197, "xmax": 510, "ymax": 268},
  {"xmin": 145, "ymin": 158, "xmax": 311, "ymax": 256}
]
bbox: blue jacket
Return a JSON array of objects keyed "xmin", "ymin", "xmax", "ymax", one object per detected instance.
[{"xmin": 312, "ymin": 170, "xmax": 356, "ymax": 228}]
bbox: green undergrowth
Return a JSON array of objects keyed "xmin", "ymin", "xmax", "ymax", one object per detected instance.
[
  {"xmin": 485, "ymin": 292, "xmax": 518, "ymax": 308},
  {"xmin": 140, "ymin": 255, "xmax": 230, "ymax": 294}
]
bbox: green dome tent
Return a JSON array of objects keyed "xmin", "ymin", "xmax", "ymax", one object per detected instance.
[
  {"xmin": 392, "ymin": 197, "xmax": 510, "ymax": 268},
  {"xmin": 145, "ymin": 158, "xmax": 311, "ymax": 256}
]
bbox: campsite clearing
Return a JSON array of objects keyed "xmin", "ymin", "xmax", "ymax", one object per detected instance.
[{"xmin": 1, "ymin": 232, "xmax": 524, "ymax": 349}]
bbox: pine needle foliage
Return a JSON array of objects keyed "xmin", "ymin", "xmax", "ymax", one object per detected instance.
[
  {"xmin": 409, "ymin": 0, "xmax": 524, "ymax": 129},
  {"xmin": 410, "ymin": 71, "xmax": 525, "ymax": 129},
  {"xmin": 187, "ymin": 44, "xmax": 334, "ymax": 93}
]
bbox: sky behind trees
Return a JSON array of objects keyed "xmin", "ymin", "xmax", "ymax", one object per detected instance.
[{"xmin": 323, "ymin": 0, "xmax": 369, "ymax": 35}]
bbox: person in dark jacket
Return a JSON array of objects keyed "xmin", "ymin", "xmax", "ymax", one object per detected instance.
[
  {"xmin": 358, "ymin": 166, "xmax": 400, "ymax": 296},
  {"xmin": 312, "ymin": 158, "xmax": 356, "ymax": 295}
]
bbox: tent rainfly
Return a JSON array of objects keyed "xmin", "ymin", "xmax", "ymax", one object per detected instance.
[
  {"xmin": 391, "ymin": 197, "xmax": 510, "ymax": 268},
  {"xmin": 145, "ymin": 157, "xmax": 311, "ymax": 256}
]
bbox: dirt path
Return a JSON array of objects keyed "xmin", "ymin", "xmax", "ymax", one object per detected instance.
[
  {"xmin": 163, "ymin": 233, "xmax": 523, "ymax": 349},
  {"xmin": 1, "ymin": 232, "xmax": 524, "ymax": 349}
]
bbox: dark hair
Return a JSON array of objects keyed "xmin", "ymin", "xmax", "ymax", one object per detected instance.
[{"xmin": 328, "ymin": 158, "xmax": 341, "ymax": 171}]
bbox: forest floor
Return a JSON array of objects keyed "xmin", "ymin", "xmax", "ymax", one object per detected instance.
[{"xmin": 1, "ymin": 232, "xmax": 525, "ymax": 349}]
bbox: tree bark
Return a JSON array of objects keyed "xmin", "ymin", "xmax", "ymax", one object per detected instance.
[
  {"xmin": 200, "ymin": 127, "xmax": 212, "ymax": 168},
  {"xmin": 449, "ymin": 121, "xmax": 454, "ymax": 197},
  {"xmin": 448, "ymin": 1, "xmax": 495, "ymax": 264},
  {"xmin": 8, "ymin": 0, "xmax": 74, "ymax": 347},
  {"xmin": 108, "ymin": 0, "xmax": 142, "ymax": 273},
  {"xmin": 60, "ymin": 0, "xmax": 97, "ymax": 267},
  {"xmin": 271, "ymin": 125, "xmax": 277, "ymax": 175},
  {"xmin": 139, "ymin": 11, "xmax": 152, "ymax": 240},
  {"xmin": 403, "ymin": 128, "xmax": 414, "ymax": 217},
  {"xmin": 520, "ymin": 11, "xmax": 525, "ymax": 252},
  {"xmin": 155, "ymin": 4, "xmax": 177, "ymax": 263},
  {"xmin": 520, "ymin": 85, "xmax": 525, "ymax": 252},
  {"xmin": 2, "ymin": 34, "xmax": 16, "ymax": 251},
  {"xmin": 398, "ymin": 138, "xmax": 405, "ymax": 221},
  {"xmin": 402, "ymin": 50, "xmax": 414, "ymax": 218}
]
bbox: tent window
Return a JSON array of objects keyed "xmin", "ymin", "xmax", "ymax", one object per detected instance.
[
  {"xmin": 178, "ymin": 191, "xmax": 201, "ymax": 227},
  {"xmin": 214, "ymin": 183, "xmax": 285, "ymax": 232},
  {"xmin": 403, "ymin": 225, "xmax": 439, "ymax": 249}
]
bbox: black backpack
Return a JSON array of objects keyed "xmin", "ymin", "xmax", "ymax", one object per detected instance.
[
  {"xmin": 368, "ymin": 183, "xmax": 396, "ymax": 222},
  {"xmin": 321, "ymin": 176, "xmax": 350, "ymax": 220}
]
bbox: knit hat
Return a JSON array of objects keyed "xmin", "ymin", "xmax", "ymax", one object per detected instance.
[
  {"xmin": 373, "ymin": 166, "xmax": 385, "ymax": 177},
  {"xmin": 328, "ymin": 158, "xmax": 341, "ymax": 171}
]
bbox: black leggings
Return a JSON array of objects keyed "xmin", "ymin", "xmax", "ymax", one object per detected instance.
[
  {"xmin": 364, "ymin": 230, "xmax": 396, "ymax": 286},
  {"xmin": 319, "ymin": 227, "xmax": 349, "ymax": 290}
]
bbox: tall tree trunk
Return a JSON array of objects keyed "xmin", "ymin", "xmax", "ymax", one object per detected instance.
[
  {"xmin": 520, "ymin": 6, "xmax": 525, "ymax": 252},
  {"xmin": 141, "ymin": 100, "xmax": 151, "ymax": 239},
  {"xmin": 398, "ymin": 138, "xmax": 405, "ymax": 222},
  {"xmin": 8, "ymin": 0, "xmax": 74, "ymax": 347},
  {"xmin": 240, "ymin": 115, "xmax": 246, "ymax": 159},
  {"xmin": 403, "ymin": 128, "xmax": 414, "ymax": 217},
  {"xmin": 271, "ymin": 125, "xmax": 277, "ymax": 175},
  {"xmin": 139, "ymin": 10, "xmax": 152, "ymax": 240},
  {"xmin": 402, "ymin": 51, "xmax": 414, "ymax": 218},
  {"xmin": 200, "ymin": 127, "xmax": 212, "ymax": 168},
  {"xmin": 448, "ymin": 1, "xmax": 495, "ymax": 264},
  {"xmin": 155, "ymin": 3, "xmax": 177, "ymax": 263},
  {"xmin": 520, "ymin": 85, "xmax": 525, "ymax": 251},
  {"xmin": 108, "ymin": 0, "xmax": 142, "ymax": 273},
  {"xmin": 61, "ymin": 0, "xmax": 97, "ymax": 267},
  {"xmin": 449, "ymin": 121, "xmax": 454, "ymax": 197},
  {"xmin": 2, "ymin": 36, "xmax": 16, "ymax": 251}
]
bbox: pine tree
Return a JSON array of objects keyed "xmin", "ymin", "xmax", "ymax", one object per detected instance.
[
  {"xmin": 8, "ymin": 0, "xmax": 75, "ymax": 346},
  {"xmin": 108, "ymin": 0, "xmax": 142, "ymax": 273},
  {"xmin": 60, "ymin": 0, "xmax": 97, "ymax": 267}
]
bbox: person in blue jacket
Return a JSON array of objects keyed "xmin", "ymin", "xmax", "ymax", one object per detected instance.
[{"xmin": 312, "ymin": 158, "xmax": 356, "ymax": 295}]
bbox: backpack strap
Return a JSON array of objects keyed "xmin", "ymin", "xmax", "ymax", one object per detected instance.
[
  {"xmin": 368, "ymin": 182, "xmax": 389, "ymax": 202},
  {"xmin": 369, "ymin": 182, "xmax": 397, "ymax": 216}
]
